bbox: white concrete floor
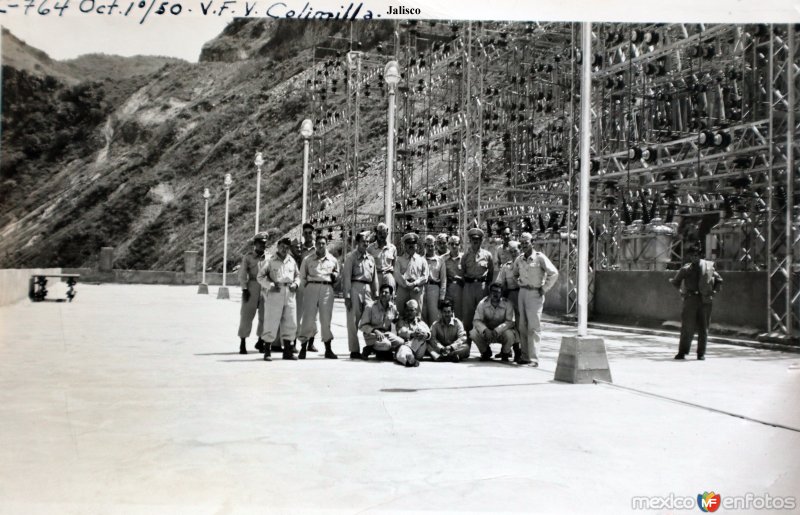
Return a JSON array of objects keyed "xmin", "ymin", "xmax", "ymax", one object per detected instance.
[{"xmin": 0, "ymin": 284, "xmax": 798, "ymax": 514}]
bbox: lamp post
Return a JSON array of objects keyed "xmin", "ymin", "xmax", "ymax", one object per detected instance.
[
  {"xmin": 384, "ymin": 60, "xmax": 401, "ymax": 243},
  {"xmin": 197, "ymin": 187, "xmax": 210, "ymax": 294},
  {"xmin": 254, "ymin": 151, "xmax": 264, "ymax": 234},
  {"xmin": 217, "ymin": 173, "xmax": 233, "ymax": 300},
  {"xmin": 300, "ymin": 119, "xmax": 313, "ymax": 223}
]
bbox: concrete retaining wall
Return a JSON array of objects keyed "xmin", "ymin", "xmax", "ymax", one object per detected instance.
[
  {"xmin": 0, "ymin": 268, "xmax": 62, "ymax": 306},
  {"xmin": 62, "ymin": 268, "xmax": 238, "ymax": 286},
  {"xmin": 593, "ymin": 270, "xmax": 767, "ymax": 331}
]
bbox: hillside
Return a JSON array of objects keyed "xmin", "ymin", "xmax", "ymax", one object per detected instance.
[{"xmin": 1, "ymin": 20, "xmax": 394, "ymax": 271}]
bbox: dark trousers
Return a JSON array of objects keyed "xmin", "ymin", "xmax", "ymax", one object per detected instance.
[{"xmin": 678, "ymin": 295, "xmax": 712, "ymax": 357}]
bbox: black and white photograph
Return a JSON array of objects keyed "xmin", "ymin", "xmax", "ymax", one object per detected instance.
[{"xmin": 1, "ymin": 1, "xmax": 799, "ymax": 512}]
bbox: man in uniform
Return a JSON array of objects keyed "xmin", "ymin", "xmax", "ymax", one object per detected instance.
[
  {"xmin": 670, "ymin": 243, "xmax": 722, "ymax": 360},
  {"xmin": 237, "ymin": 232, "xmax": 268, "ymax": 354},
  {"xmin": 359, "ymin": 283, "xmax": 404, "ymax": 361},
  {"xmin": 297, "ymin": 235, "xmax": 340, "ymax": 360},
  {"xmin": 443, "ymin": 235, "xmax": 464, "ymax": 321},
  {"xmin": 470, "ymin": 282, "xmax": 517, "ymax": 362},
  {"xmin": 495, "ymin": 227, "xmax": 516, "ymax": 275},
  {"xmin": 394, "ymin": 232, "xmax": 429, "ymax": 312},
  {"xmin": 428, "ymin": 299, "xmax": 469, "ymax": 362},
  {"xmin": 292, "ymin": 224, "xmax": 319, "ymax": 353},
  {"xmin": 343, "ymin": 232, "xmax": 380, "ymax": 360},
  {"xmin": 395, "ymin": 299, "xmax": 431, "ymax": 367},
  {"xmin": 495, "ymin": 240, "xmax": 522, "ymax": 360},
  {"xmin": 461, "ymin": 227, "xmax": 494, "ymax": 340},
  {"xmin": 422, "ymin": 235, "xmax": 447, "ymax": 326},
  {"xmin": 435, "ymin": 233, "xmax": 449, "ymax": 256},
  {"xmin": 257, "ymin": 237, "xmax": 300, "ymax": 361},
  {"xmin": 513, "ymin": 232, "xmax": 559, "ymax": 367},
  {"xmin": 367, "ymin": 222, "xmax": 397, "ymax": 290}
]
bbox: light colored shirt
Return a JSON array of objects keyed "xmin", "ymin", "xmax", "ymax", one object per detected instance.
[
  {"xmin": 299, "ymin": 251, "xmax": 339, "ymax": 286},
  {"xmin": 367, "ymin": 241, "xmax": 398, "ymax": 274},
  {"xmin": 496, "ymin": 261, "xmax": 520, "ymax": 290},
  {"xmin": 238, "ymin": 251, "xmax": 265, "ymax": 288},
  {"xmin": 473, "ymin": 297, "xmax": 515, "ymax": 334},
  {"xmin": 496, "ymin": 245, "xmax": 514, "ymax": 268},
  {"xmin": 257, "ymin": 253, "xmax": 299, "ymax": 291},
  {"xmin": 396, "ymin": 316, "xmax": 431, "ymax": 353},
  {"xmin": 425, "ymin": 254, "xmax": 448, "ymax": 299},
  {"xmin": 461, "ymin": 248, "xmax": 494, "ymax": 280},
  {"xmin": 359, "ymin": 300, "xmax": 399, "ymax": 333},
  {"xmin": 429, "ymin": 317, "xmax": 467, "ymax": 353},
  {"xmin": 513, "ymin": 251, "xmax": 559, "ymax": 291},
  {"xmin": 394, "ymin": 252, "xmax": 429, "ymax": 289},
  {"xmin": 342, "ymin": 249, "xmax": 379, "ymax": 299}
]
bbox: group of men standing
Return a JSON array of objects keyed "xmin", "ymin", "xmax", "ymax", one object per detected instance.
[{"xmin": 236, "ymin": 222, "xmax": 559, "ymax": 367}]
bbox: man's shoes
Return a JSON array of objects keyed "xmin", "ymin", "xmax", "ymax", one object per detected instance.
[
  {"xmin": 499, "ymin": 352, "xmax": 511, "ymax": 363},
  {"xmin": 452, "ymin": 355, "xmax": 461, "ymax": 363},
  {"xmin": 517, "ymin": 359, "xmax": 533, "ymax": 365},
  {"xmin": 271, "ymin": 341, "xmax": 283, "ymax": 352},
  {"xmin": 263, "ymin": 349, "xmax": 272, "ymax": 361},
  {"xmin": 531, "ymin": 361, "xmax": 539, "ymax": 368},
  {"xmin": 307, "ymin": 338, "xmax": 319, "ymax": 353},
  {"xmin": 697, "ymin": 355, "xmax": 705, "ymax": 360},
  {"xmin": 479, "ymin": 351, "xmax": 493, "ymax": 362},
  {"xmin": 413, "ymin": 360, "xmax": 420, "ymax": 367},
  {"xmin": 254, "ymin": 339, "xmax": 265, "ymax": 352},
  {"xmin": 282, "ymin": 342, "xmax": 297, "ymax": 360},
  {"xmin": 348, "ymin": 352, "xmax": 362, "ymax": 360},
  {"xmin": 674, "ymin": 354, "xmax": 686, "ymax": 360},
  {"xmin": 239, "ymin": 340, "xmax": 247, "ymax": 355},
  {"xmin": 298, "ymin": 343, "xmax": 308, "ymax": 360},
  {"xmin": 361, "ymin": 346, "xmax": 374, "ymax": 360},
  {"xmin": 512, "ymin": 343, "xmax": 521, "ymax": 363}
]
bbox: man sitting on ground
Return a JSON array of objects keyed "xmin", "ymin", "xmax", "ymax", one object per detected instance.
[
  {"xmin": 470, "ymin": 282, "xmax": 517, "ymax": 362},
  {"xmin": 359, "ymin": 283, "xmax": 404, "ymax": 361},
  {"xmin": 395, "ymin": 299, "xmax": 431, "ymax": 367},
  {"xmin": 428, "ymin": 299, "xmax": 469, "ymax": 362}
]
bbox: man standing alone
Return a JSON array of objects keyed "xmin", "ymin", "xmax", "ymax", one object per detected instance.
[
  {"xmin": 237, "ymin": 232, "xmax": 268, "ymax": 354},
  {"xmin": 297, "ymin": 235, "xmax": 340, "ymax": 359},
  {"xmin": 670, "ymin": 243, "xmax": 722, "ymax": 360}
]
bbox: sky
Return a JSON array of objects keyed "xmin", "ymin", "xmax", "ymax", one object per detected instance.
[{"xmin": 0, "ymin": 0, "xmax": 798, "ymax": 63}]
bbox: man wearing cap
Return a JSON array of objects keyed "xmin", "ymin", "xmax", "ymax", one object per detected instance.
[
  {"xmin": 443, "ymin": 235, "xmax": 465, "ymax": 321},
  {"xmin": 257, "ymin": 237, "xmax": 300, "ymax": 361},
  {"xmin": 470, "ymin": 282, "xmax": 517, "ymax": 362},
  {"xmin": 237, "ymin": 232, "xmax": 269, "ymax": 354},
  {"xmin": 461, "ymin": 227, "xmax": 494, "ymax": 339},
  {"xmin": 435, "ymin": 233, "xmax": 449, "ymax": 256},
  {"xmin": 359, "ymin": 283, "xmax": 404, "ymax": 361},
  {"xmin": 513, "ymin": 232, "xmax": 559, "ymax": 367},
  {"xmin": 367, "ymin": 222, "xmax": 397, "ymax": 290},
  {"xmin": 297, "ymin": 235, "xmax": 340, "ymax": 359},
  {"xmin": 292, "ymin": 223, "xmax": 320, "ymax": 353},
  {"xmin": 395, "ymin": 299, "xmax": 431, "ymax": 367},
  {"xmin": 422, "ymin": 235, "xmax": 447, "ymax": 326},
  {"xmin": 394, "ymin": 232, "xmax": 429, "ymax": 313},
  {"xmin": 670, "ymin": 243, "xmax": 722, "ymax": 360},
  {"xmin": 343, "ymin": 232, "xmax": 380, "ymax": 359},
  {"xmin": 428, "ymin": 299, "xmax": 469, "ymax": 362},
  {"xmin": 496, "ymin": 240, "xmax": 522, "ymax": 360}
]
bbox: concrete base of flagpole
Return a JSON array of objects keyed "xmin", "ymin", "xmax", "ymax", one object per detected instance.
[
  {"xmin": 216, "ymin": 286, "xmax": 230, "ymax": 300},
  {"xmin": 197, "ymin": 283, "xmax": 209, "ymax": 294},
  {"xmin": 554, "ymin": 335, "xmax": 612, "ymax": 384}
]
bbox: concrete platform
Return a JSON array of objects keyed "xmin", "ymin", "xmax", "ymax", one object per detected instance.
[{"xmin": 0, "ymin": 284, "xmax": 798, "ymax": 514}]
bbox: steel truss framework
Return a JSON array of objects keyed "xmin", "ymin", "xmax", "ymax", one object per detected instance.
[{"xmin": 295, "ymin": 21, "xmax": 799, "ymax": 339}]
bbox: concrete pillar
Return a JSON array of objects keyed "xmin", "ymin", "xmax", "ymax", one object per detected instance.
[
  {"xmin": 554, "ymin": 336, "xmax": 613, "ymax": 384},
  {"xmin": 184, "ymin": 251, "xmax": 198, "ymax": 274},
  {"xmin": 99, "ymin": 247, "xmax": 114, "ymax": 272}
]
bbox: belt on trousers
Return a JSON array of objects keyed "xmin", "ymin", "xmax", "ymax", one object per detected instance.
[
  {"xmin": 380, "ymin": 269, "xmax": 394, "ymax": 274},
  {"xmin": 353, "ymin": 279, "xmax": 372, "ymax": 284},
  {"xmin": 428, "ymin": 280, "xmax": 441, "ymax": 287},
  {"xmin": 506, "ymin": 287, "xmax": 520, "ymax": 292},
  {"xmin": 464, "ymin": 277, "xmax": 486, "ymax": 284},
  {"xmin": 308, "ymin": 280, "xmax": 333, "ymax": 285},
  {"xmin": 520, "ymin": 285, "xmax": 541, "ymax": 290}
]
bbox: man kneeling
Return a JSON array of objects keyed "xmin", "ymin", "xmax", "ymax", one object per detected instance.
[
  {"xmin": 428, "ymin": 299, "xmax": 469, "ymax": 362},
  {"xmin": 359, "ymin": 283, "xmax": 404, "ymax": 361},
  {"xmin": 470, "ymin": 282, "xmax": 517, "ymax": 362},
  {"xmin": 395, "ymin": 300, "xmax": 431, "ymax": 367}
]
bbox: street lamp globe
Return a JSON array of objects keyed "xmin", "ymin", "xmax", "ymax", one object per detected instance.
[
  {"xmin": 224, "ymin": 173, "xmax": 232, "ymax": 188},
  {"xmin": 384, "ymin": 60, "xmax": 401, "ymax": 86},
  {"xmin": 300, "ymin": 119, "xmax": 313, "ymax": 139},
  {"xmin": 203, "ymin": 187, "xmax": 210, "ymax": 199},
  {"xmin": 254, "ymin": 151, "xmax": 264, "ymax": 168}
]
